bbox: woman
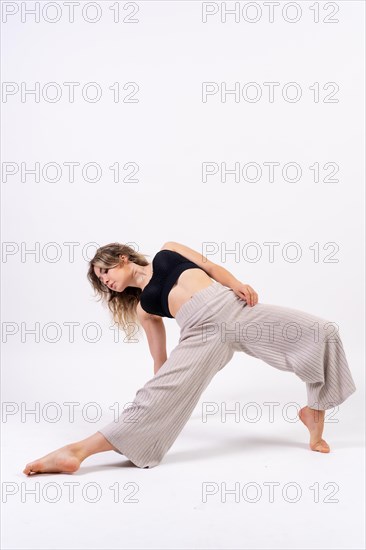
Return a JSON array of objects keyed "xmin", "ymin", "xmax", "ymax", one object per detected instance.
[{"xmin": 23, "ymin": 242, "xmax": 357, "ymax": 475}]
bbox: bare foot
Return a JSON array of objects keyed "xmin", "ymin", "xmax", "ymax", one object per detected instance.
[
  {"xmin": 23, "ymin": 443, "xmax": 84, "ymax": 476},
  {"xmin": 298, "ymin": 406, "xmax": 330, "ymax": 453}
]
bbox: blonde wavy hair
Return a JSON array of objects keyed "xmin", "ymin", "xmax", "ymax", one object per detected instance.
[{"xmin": 87, "ymin": 242, "xmax": 151, "ymax": 340}]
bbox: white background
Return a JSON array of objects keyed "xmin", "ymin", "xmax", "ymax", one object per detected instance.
[{"xmin": 1, "ymin": 1, "xmax": 365, "ymax": 549}]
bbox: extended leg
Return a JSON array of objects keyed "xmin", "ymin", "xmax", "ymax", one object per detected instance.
[
  {"xmin": 98, "ymin": 331, "xmax": 234, "ymax": 468},
  {"xmin": 23, "ymin": 333, "xmax": 234, "ymax": 475},
  {"xmin": 23, "ymin": 432, "xmax": 115, "ymax": 476}
]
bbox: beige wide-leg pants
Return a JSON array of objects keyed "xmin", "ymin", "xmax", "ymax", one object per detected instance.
[{"xmin": 98, "ymin": 281, "xmax": 357, "ymax": 468}]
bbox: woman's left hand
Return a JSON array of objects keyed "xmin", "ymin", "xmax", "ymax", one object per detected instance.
[{"xmin": 231, "ymin": 282, "xmax": 258, "ymax": 307}]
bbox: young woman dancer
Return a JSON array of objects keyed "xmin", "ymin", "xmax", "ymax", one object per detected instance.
[{"xmin": 23, "ymin": 242, "xmax": 357, "ymax": 475}]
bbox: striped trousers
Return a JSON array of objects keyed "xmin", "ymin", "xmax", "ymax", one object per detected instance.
[{"xmin": 98, "ymin": 281, "xmax": 357, "ymax": 468}]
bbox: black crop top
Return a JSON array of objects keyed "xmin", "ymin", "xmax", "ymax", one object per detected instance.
[{"xmin": 140, "ymin": 249, "xmax": 207, "ymax": 318}]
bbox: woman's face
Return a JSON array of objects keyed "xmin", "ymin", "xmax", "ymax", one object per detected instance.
[{"xmin": 93, "ymin": 255, "xmax": 129, "ymax": 292}]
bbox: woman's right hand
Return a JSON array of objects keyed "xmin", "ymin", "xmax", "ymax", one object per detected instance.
[{"xmin": 231, "ymin": 282, "xmax": 258, "ymax": 307}]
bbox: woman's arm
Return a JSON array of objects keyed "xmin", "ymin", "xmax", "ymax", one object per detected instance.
[
  {"xmin": 161, "ymin": 241, "xmax": 259, "ymax": 307},
  {"xmin": 143, "ymin": 317, "xmax": 168, "ymax": 374},
  {"xmin": 210, "ymin": 264, "xmax": 259, "ymax": 307},
  {"xmin": 137, "ymin": 303, "xmax": 168, "ymax": 373},
  {"xmin": 209, "ymin": 264, "xmax": 241, "ymax": 289}
]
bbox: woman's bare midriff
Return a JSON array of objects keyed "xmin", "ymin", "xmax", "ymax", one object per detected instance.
[{"xmin": 168, "ymin": 268, "xmax": 216, "ymax": 318}]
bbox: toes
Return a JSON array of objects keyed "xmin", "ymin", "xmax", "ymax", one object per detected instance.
[
  {"xmin": 23, "ymin": 464, "xmax": 33, "ymax": 475},
  {"xmin": 24, "ymin": 461, "xmax": 40, "ymax": 474},
  {"xmin": 311, "ymin": 440, "xmax": 330, "ymax": 453}
]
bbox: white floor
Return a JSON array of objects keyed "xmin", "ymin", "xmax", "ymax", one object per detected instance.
[{"xmin": 2, "ymin": 385, "xmax": 365, "ymax": 550}]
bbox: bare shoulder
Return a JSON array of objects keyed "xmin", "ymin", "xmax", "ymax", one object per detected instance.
[{"xmin": 160, "ymin": 241, "xmax": 218, "ymax": 276}]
